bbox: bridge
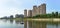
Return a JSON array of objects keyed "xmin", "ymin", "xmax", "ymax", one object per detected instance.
[{"xmin": 24, "ymin": 18, "xmax": 60, "ymax": 28}]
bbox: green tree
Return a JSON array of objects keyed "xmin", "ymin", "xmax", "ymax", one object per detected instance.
[
  {"xmin": 55, "ymin": 12, "xmax": 58, "ymax": 18},
  {"xmin": 10, "ymin": 15, "xmax": 14, "ymax": 19},
  {"xmin": 52, "ymin": 12, "xmax": 55, "ymax": 18},
  {"xmin": 46, "ymin": 14, "xmax": 52, "ymax": 18},
  {"xmin": 58, "ymin": 13, "xmax": 60, "ymax": 18}
]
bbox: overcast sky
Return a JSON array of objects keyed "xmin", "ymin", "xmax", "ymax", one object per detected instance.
[{"xmin": 0, "ymin": 0, "xmax": 60, "ymax": 17}]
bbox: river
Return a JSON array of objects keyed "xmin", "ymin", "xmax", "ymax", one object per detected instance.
[
  {"xmin": 0, "ymin": 19, "xmax": 60, "ymax": 28},
  {"xmin": 0, "ymin": 19, "xmax": 24, "ymax": 28}
]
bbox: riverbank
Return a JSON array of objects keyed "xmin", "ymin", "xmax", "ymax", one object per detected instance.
[
  {"xmin": 8, "ymin": 18, "xmax": 60, "ymax": 24},
  {"xmin": 24, "ymin": 18, "xmax": 60, "ymax": 24}
]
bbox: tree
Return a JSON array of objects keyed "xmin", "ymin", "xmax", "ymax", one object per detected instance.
[
  {"xmin": 58, "ymin": 13, "xmax": 60, "ymax": 18},
  {"xmin": 15, "ymin": 14, "xmax": 20, "ymax": 18},
  {"xmin": 15, "ymin": 14, "xmax": 24, "ymax": 18},
  {"xmin": 55, "ymin": 12, "xmax": 58, "ymax": 18},
  {"xmin": 1, "ymin": 16, "xmax": 8, "ymax": 19},
  {"xmin": 10, "ymin": 15, "xmax": 14, "ymax": 19},
  {"xmin": 52, "ymin": 12, "xmax": 55, "ymax": 18},
  {"xmin": 46, "ymin": 14, "xmax": 52, "ymax": 18}
]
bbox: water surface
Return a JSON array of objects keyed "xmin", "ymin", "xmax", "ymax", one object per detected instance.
[{"xmin": 0, "ymin": 19, "xmax": 24, "ymax": 28}]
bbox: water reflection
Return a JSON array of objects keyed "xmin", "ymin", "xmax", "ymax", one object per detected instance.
[
  {"xmin": 26, "ymin": 20, "xmax": 60, "ymax": 28},
  {"xmin": 10, "ymin": 20, "xmax": 13, "ymax": 24},
  {"xmin": 0, "ymin": 19, "xmax": 24, "ymax": 28},
  {"xmin": 15, "ymin": 20, "xmax": 24, "ymax": 24},
  {"xmin": 0, "ymin": 19, "xmax": 60, "ymax": 28},
  {"xmin": 15, "ymin": 20, "xmax": 21, "ymax": 24}
]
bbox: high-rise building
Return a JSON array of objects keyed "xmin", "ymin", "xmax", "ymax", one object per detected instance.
[
  {"xmin": 38, "ymin": 3, "xmax": 46, "ymax": 14},
  {"xmin": 32, "ymin": 5, "xmax": 37, "ymax": 16},
  {"xmin": 24, "ymin": 9, "xmax": 27, "ymax": 17},
  {"xmin": 42, "ymin": 3, "xmax": 46, "ymax": 14},
  {"xmin": 37, "ymin": 6, "xmax": 41, "ymax": 15},
  {"xmin": 28, "ymin": 10, "xmax": 32, "ymax": 17},
  {"xmin": 24, "ymin": 3, "xmax": 46, "ymax": 17}
]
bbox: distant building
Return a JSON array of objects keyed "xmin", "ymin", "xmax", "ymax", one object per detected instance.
[
  {"xmin": 28, "ymin": 10, "xmax": 32, "ymax": 17},
  {"xmin": 24, "ymin": 3, "xmax": 46, "ymax": 17},
  {"xmin": 24, "ymin": 9, "xmax": 27, "ymax": 17},
  {"xmin": 15, "ymin": 14, "xmax": 24, "ymax": 18}
]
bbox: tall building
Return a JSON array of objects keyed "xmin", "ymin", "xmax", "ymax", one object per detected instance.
[
  {"xmin": 28, "ymin": 10, "xmax": 32, "ymax": 17},
  {"xmin": 32, "ymin": 5, "xmax": 37, "ymax": 16},
  {"xmin": 37, "ymin": 6, "xmax": 40, "ymax": 14},
  {"xmin": 24, "ymin": 3, "xmax": 46, "ymax": 17},
  {"xmin": 24, "ymin": 9, "xmax": 27, "ymax": 17},
  {"xmin": 42, "ymin": 3, "xmax": 46, "ymax": 14},
  {"xmin": 38, "ymin": 3, "xmax": 46, "ymax": 14}
]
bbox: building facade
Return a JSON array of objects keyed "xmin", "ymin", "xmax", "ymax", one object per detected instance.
[
  {"xmin": 32, "ymin": 5, "xmax": 37, "ymax": 16},
  {"xmin": 38, "ymin": 3, "xmax": 46, "ymax": 14},
  {"xmin": 28, "ymin": 10, "xmax": 32, "ymax": 17}
]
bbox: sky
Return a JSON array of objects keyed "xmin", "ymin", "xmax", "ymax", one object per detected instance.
[{"xmin": 0, "ymin": 0, "xmax": 60, "ymax": 17}]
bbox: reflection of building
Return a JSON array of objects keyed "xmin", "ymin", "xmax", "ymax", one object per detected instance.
[
  {"xmin": 24, "ymin": 20, "xmax": 46, "ymax": 28},
  {"xmin": 24, "ymin": 3, "xmax": 46, "ymax": 17}
]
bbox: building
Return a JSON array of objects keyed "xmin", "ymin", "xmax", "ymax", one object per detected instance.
[
  {"xmin": 24, "ymin": 9, "xmax": 27, "ymax": 17},
  {"xmin": 40, "ymin": 3, "xmax": 46, "ymax": 14},
  {"xmin": 32, "ymin": 5, "xmax": 37, "ymax": 16},
  {"xmin": 37, "ymin": 3, "xmax": 46, "ymax": 14},
  {"xmin": 28, "ymin": 10, "xmax": 32, "ymax": 17},
  {"xmin": 24, "ymin": 3, "xmax": 46, "ymax": 17}
]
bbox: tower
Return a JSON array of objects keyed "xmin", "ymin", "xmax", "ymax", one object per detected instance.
[
  {"xmin": 24, "ymin": 9, "xmax": 27, "ymax": 17},
  {"xmin": 32, "ymin": 5, "xmax": 37, "ymax": 16},
  {"xmin": 38, "ymin": 3, "xmax": 46, "ymax": 14},
  {"xmin": 28, "ymin": 10, "xmax": 32, "ymax": 17},
  {"xmin": 41, "ymin": 3, "xmax": 46, "ymax": 14},
  {"xmin": 24, "ymin": 3, "xmax": 46, "ymax": 17}
]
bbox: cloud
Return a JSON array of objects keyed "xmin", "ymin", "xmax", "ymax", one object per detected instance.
[
  {"xmin": 0, "ymin": 0, "xmax": 23, "ymax": 17},
  {"xmin": 0, "ymin": 0, "xmax": 46, "ymax": 17}
]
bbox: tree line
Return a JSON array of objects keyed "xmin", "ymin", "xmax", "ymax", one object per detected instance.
[
  {"xmin": 32, "ymin": 12, "xmax": 60, "ymax": 18},
  {"xmin": 0, "ymin": 14, "xmax": 24, "ymax": 19}
]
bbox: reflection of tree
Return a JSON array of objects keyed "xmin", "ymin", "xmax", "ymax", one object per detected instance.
[
  {"xmin": 10, "ymin": 20, "xmax": 13, "ymax": 24},
  {"xmin": 15, "ymin": 20, "xmax": 20, "ymax": 24},
  {"xmin": 56, "ymin": 24, "xmax": 58, "ymax": 28}
]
